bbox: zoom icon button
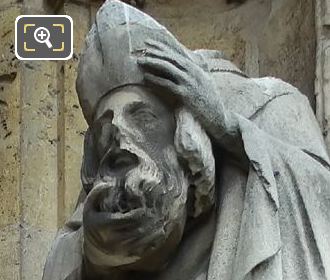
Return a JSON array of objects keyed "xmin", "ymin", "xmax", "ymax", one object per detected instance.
[
  {"xmin": 34, "ymin": 27, "xmax": 53, "ymax": 48},
  {"xmin": 15, "ymin": 15, "xmax": 73, "ymax": 60}
]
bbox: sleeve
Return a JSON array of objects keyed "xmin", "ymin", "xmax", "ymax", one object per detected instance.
[{"xmin": 42, "ymin": 204, "xmax": 84, "ymax": 280}]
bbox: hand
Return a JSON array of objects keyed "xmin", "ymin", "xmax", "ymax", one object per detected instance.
[
  {"xmin": 82, "ymin": 182, "xmax": 168, "ymax": 268},
  {"xmin": 83, "ymin": 183, "xmax": 146, "ymax": 266},
  {"xmin": 137, "ymin": 39, "xmax": 226, "ymax": 138},
  {"xmin": 137, "ymin": 39, "xmax": 242, "ymax": 153},
  {"xmin": 137, "ymin": 39, "xmax": 217, "ymax": 105}
]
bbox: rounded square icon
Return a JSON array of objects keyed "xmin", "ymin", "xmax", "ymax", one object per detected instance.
[{"xmin": 15, "ymin": 15, "xmax": 73, "ymax": 61}]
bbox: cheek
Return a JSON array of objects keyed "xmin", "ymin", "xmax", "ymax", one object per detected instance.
[
  {"xmin": 158, "ymin": 157, "xmax": 189, "ymax": 220},
  {"xmin": 131, "ymin": 133, "xmax": 173, "ymax": 164},
  {"xmin": 144, "ymin": 119, "xmax": 176, "ymax": 151}
]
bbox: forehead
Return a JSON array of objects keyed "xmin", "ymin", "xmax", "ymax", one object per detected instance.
[{"xmin": 95, "ymin": 86, "xmax": 168, "ymax": 120}]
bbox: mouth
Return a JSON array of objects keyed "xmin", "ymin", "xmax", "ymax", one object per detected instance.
[
  {"xmin": 85, "ymin": 182, "xmax": 152, "ymax": 225},
  {"xmin": 100, "ymin": 187, "xmax": 145, "ymax": 214},
  {"xmin": 105, "ymin": 207, "xmax": 147, "ymax": 224}
]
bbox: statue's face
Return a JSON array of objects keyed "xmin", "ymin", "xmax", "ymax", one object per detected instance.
[{"xmin": 84, "ymin": 86, "xmax": 189, "ymax": 270}]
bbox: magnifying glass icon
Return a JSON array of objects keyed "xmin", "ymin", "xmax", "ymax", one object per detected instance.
[{"xmin": 34, "ymin": 27, "xmax": 53, "ymax": 49}]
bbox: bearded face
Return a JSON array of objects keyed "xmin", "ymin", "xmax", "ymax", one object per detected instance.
[{"xmin": 81, "ymin": 86, "xmax": 215, "ymax": 272}]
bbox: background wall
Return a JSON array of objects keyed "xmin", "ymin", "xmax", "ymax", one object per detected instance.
[
  {"xmin": 316, "ymin": 0, "xmax": 330, "ymax": 149},
  {"xmin": 0, "ymin": 0, "xmax": 324, "ymax": 279}
]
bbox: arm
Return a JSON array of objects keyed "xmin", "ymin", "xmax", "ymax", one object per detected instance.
[{"xmin": 137, "ymin": 41, "xmax": 329, "ymax": 166}]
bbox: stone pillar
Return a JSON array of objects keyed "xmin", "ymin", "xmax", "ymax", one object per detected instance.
[
  {"xmin": 315, "ymin": 0, "xmax": 330, "ymax": 152},
  {"xmin": 19, "ymin": 1, "xmax": 59, "ymax": 279},
  {"xmin": 60, "ymin": 1, "xmax": 90, "ymax": 223},
  {"xmin": 0, "ymin": 1, "xmax": 101, "ymax": 279},
  {"xmin": 0, "ymin": 2, "xmax": 23, "ymax": 280}
]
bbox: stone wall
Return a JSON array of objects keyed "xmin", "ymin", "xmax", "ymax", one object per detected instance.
[
  {"xmin": 316, "ymin": 0, "xmax": 330, "ymax": 151},
  {"xmin": 145, "ymin": 0, "xmax": 316, "ymax": 107},
  {"xmin": 0, "ymin": 0, "xmax": 320, "ymax": 279}
]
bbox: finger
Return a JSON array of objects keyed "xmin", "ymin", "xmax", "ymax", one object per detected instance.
[
  {"xmin": 144, "ymin": 40, "xmax": 163, "ymax": 51},
  {"xmin": 143, "ymin": 72, "xmax": 179, "ymax": 93},
  {"xmin": 145, "ymin": 38, "xmax": 192, "ymax": 61},
  {"xmin": 84, "ymin": 208, "xmax": 145, "ymax": 228},
  {"xmin": 144, "ymin": 48, "xmax": 187, "ymax": 72},
  {"xmin": 145, "ymin": 38, "xmax": 187, "ymax": 57},
  {"xmin": 137, "ymin": 56, "xmax": 183, "ymax": 85}
]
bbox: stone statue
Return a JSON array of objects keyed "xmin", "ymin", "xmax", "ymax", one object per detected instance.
[{"xmin": 43, "ymin": 1, "xmax": 330, "ymax": 279}]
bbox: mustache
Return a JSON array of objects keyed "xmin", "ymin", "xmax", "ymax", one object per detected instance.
[
  {"xmin": 93, "ymin": 147, "xmax": 188, "ymax": 216},
  {"xmin": 96, "ymin": 164, "xmax": 171, "ymax": 214}
]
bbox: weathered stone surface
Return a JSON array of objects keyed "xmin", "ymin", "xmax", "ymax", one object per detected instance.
[
  {"xmin": 315, "ymin": 0, "xmax": 330, "ymax": 154},
  {"xmin": 144, "ymin": 0, "xmax": 315, "ymax": 107},
  {"xmin": 20, "ymin": 61, "xmax": 58, "ymax": 229},
  {"xmin": 20, "ymin": 61, "xmax": 59, "ymax": 279},
  {"xmin": 144, "ymin": 0, "xmax": 249, "ymax": 70},
  {"xmin": 321, "ymin": 43, "xmax": 330, "ymax": 146},
  {"xmin": 0, "ymin": 75, "xmax": 20, "ymax": 228},
  {"xmin": 0, "ymin": 0, "xmax": 20, "ymax": 9},
  {"xmin": 324, "ymin": 0, "xmax": 330, "ymax": 25},
  {"xmin": 0, "ymin": 6, "xmax": 20, "ymax": 78},
  {"xmin": 90, "ymin": 1, "xmax": 103, "ymax": 23},
  {"xmin": 23, "ymin": 0, "xmax": 45, "ymax": 12},
  {"xmin": 0, "ymin": 6, "xmax": 21, "ymax": 280},
  {"xmin": 21, "ymin": 227, "xmax": 57, "ymax": 280},
  {"xmin": 0, "ymin": 225, "xmax": 20, "ymax": 280},
  {"xmin": 61, "ymin": 2, "xmax": 89, "ymax": 223},
  {"xmin": 257, "ymin": 0, "xmax": 316, "ymax": 108}
]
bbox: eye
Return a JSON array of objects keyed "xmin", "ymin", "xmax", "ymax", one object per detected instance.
[
  {"xmin": 128, "ymin": 103, "xmax": 159, "ymax": 125},
  {"xmin": 134, "ymin": 110, "xmax": 157, "ymax": 122}
]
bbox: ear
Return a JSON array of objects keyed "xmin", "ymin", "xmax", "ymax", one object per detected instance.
[
  {"xmin": 174, "ymin": 108, "xmax": 216, "ymax": 217},
  {"xmin": 81, "ymin": 128, "xmax": 100, "ymax": 193}
]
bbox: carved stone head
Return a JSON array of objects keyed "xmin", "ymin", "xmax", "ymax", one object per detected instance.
[
  {"xmin": 80, "ymin": 85, "xmax": 215, "ymax": 271},
  {"xmin": 76, "ymin": 0, "xmax": 215, "ymax": 272}
]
